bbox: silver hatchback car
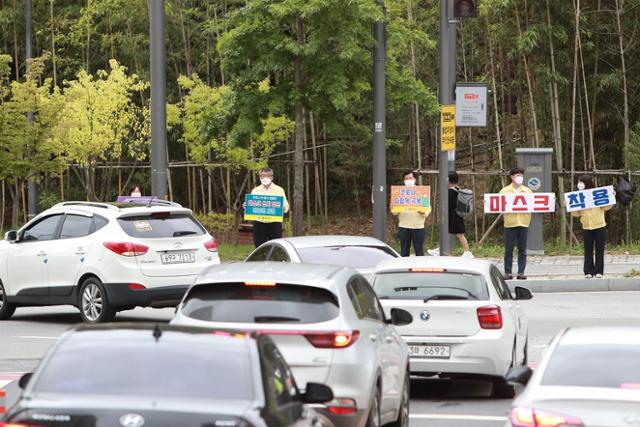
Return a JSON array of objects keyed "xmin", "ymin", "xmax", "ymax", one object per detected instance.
[{"xmin": 171, "ymin": 262, "xmax": 412, "ymax": 427}]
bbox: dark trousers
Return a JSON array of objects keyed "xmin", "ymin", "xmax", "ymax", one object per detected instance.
[
  {"xmin": 583, "ymin": 227, "xmax": 607, "ymax": 275},
  {"xmin": 504, "ymin": 227, "xmax": 528, "ymax": 275},
  {"xmin": 253, "ymin": 221, "xmax": 283, "ymax": 248},
  {"xmin": 399, "ymin": 227, "xmax": 425, "ymax": 257}
]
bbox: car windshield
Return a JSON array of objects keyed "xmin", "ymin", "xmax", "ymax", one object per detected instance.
[
  {"xmin": 117, "ymin": 213, "xmax": 205, "ymax": 238},
  {"xmin": 182, "ymin": 283, "xmax": 339, "ymax": 324},
  {"xmin": 297, "ymin": 246, "xmax": 397, "ymax": 269},
  {"xmin": 33, "ymin": 337, "xmax": 254, "ymax": 400},
  {"xmin": 372, "ymin": 272, "xmax": 489, "ymax": 300},
  {"xmin": 541, "ymin": 344, "xmax": 640, "ymax": 388}
]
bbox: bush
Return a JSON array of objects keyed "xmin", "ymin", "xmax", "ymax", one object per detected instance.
[{"xmin": 194, "ymin": 212, "xmax": 236, "ymax": 238}]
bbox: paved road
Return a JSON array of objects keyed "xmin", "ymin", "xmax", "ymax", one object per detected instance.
[{"xmin": 2, "ymin": 292, "xmax": 640, "ymax": 426}]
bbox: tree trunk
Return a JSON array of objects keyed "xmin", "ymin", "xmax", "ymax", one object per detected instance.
[
  {"xmin": 614, "ymin": 0, "xmax": 630, "ymax": 168},
  {"xmin": 292, "ymin": 16, "xmax": 305, "ymax": 236},
  {"xmin": 485, "ymin": 14, "xmax": 505, "ymax": 183},
  {"xmin": 547, "ymin": 0, "xmax": 567, "ymax": 245},
  {"xmin": 514, "ymin": 2, "xmax": 540, "ymax": 147},
  {"xmin": 50, "ymin": 0, "xmax": 57, "ymax": 87}
]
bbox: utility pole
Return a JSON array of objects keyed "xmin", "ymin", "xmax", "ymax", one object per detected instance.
[
  {"xmin": 26, "ymin": 0, "xmax": 38, "ymax": 217},
  {"xmin": 438, "ymin": 0, "xmax": 456, "ymax": 255},
  {"xmin": 150, "ymin": 0, "xmax": 168, "ymax": 199},
  {"xmin": 372, "ymin": 0, "xmax": 387, "ymax": 241}
]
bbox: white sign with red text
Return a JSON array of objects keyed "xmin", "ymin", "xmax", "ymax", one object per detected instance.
[{"xmin": 483, "ymin": 193, "xmax": 556, "ymax": 214}]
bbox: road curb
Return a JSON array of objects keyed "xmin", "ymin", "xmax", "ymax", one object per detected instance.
[{"xmin": 507, "ymin": 278, "xmax": 640, "ymax": 293}]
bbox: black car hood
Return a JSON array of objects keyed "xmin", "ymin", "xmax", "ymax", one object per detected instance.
[{"xmin": 9, "ymin": 394, "xmax": 259, "ymax": 427}]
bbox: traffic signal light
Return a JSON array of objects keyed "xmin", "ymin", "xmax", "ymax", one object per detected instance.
[{"xmin": 454, "ymin": 0, "xmax": 478, "ymax": 18}]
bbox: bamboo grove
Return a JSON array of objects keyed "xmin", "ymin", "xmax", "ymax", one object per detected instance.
[{"xmin": 0, "ymin": 0, "xmax": 639, "ymax": 244}]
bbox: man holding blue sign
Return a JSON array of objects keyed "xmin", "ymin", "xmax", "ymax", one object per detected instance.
[
  {"xmin": 247, "ymin": 167, "xmax": 289, "ymax": 247},
  {"xmin": 566, "ymin": 175, "xmax": 615, "ymax": 278}
]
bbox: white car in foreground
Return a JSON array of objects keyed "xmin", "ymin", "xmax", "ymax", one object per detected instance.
[
  {"xmin": 370, "ymin": 257, "xmax": 532, "ymax": 398},
  {"xmin": 171, "ymin": 262, "xmax": 412, "ymax": 427},
  {"xmin": 0, "ymin": 200, "xmax": 220, "ymax": 323},
  {"xmin": 506, "ymin": 326, "xmax": 640, "ymax": 427}
]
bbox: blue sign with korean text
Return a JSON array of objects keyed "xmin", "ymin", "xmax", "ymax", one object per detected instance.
[{"xmin": 244, "ymin": 194, "xmax": 284, "ymax": 222}]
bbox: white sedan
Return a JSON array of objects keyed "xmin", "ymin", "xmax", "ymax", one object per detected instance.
[
  {"xmin": 245, "ymin": 235, "xmax": 399, "ymax": 277},
  {"xmin": 370, "ymin": 256, "xmax": 532, "ymax": 398},
  {"xmin": 171, "ymin": 261, "xmax": 412, "ymax": 427},
  {"xmin": 506, "ymin": 326, "xmax": 640, "ymax": 427}
]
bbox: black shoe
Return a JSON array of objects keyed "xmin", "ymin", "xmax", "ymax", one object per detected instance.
[
  {"xmin": 517, "ymin": 274, "xmax": 527, "ymax": 280},
  {"xmin": 504, "ymin": 274, "xmax": 513, "ymax": 280}
]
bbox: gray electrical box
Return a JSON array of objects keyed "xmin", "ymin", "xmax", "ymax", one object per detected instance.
[{"xmin": 516, "ymin": 148, "xmax": 553, "ymax": 255}]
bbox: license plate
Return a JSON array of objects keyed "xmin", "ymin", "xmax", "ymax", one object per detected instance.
[
  {"xmin": 408, "ymin": 345, "xmax": 451, "ymax": 359},
  {"xmin": 160, "ymin": 250, "xmax": 196, "ymax": 264}
]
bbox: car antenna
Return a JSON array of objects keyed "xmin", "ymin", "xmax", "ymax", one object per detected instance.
[{"xmin": 153, "ymin": 324, "xmax": 162, "ymax": 341}]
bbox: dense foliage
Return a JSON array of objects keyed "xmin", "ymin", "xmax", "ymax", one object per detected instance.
[{"xmin": 0, "ymin": 0, "xmax": 639, "ymax": 243}]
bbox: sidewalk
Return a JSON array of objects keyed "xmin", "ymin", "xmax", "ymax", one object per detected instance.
[{"xmin": 490, "ymin": 255, "xmax": 640, "ymax": 294}]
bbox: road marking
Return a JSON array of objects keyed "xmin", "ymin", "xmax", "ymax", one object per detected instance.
[
  {"xmin": 14, "ymin": 336, "xmax": 58, "ymax": 340},
  {"xmin": 410, "ymin": 414, "xmax": 507, "ymax": 422}
]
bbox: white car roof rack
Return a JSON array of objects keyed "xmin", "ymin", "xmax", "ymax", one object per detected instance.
[{"xmin": 55, "ymin": 201, "xmax": 119, "ymax": 210}]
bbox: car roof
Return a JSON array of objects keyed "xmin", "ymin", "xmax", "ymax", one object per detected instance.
[
  {"xmin": 196, "ymin": 261, "xmax": 350, "ymax": 285},
  {"xmin": 274, "ymin": 235, "xmax": 392, "ymax": 249},
  {"xmin": 65, "ymin": 323, "xmax": 254, "ymax": 347},
  {"xmin": 373, "ymin": 256, "xmax": 494, "ymax": 274},
  {"xmin": 559, "ymin": 326, "xmax": 640, "ymax": 346},
  {"xmin": 43, "ymin": 201, "xmax": 192, "ymax": 219}
]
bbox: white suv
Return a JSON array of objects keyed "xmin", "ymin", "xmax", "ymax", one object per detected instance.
[{"xmin": 0, "ymin": 201, "xmax": 220, "ymax": 323}]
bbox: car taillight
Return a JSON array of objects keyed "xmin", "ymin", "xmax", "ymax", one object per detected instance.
[
  {"xmin": 204, "ymin": 238, "xmax": 218, "ymax": 252},
  {"xmin": 103, "ymin": 242, "xmax": 149, "ymax": 257},
  {"xmin": 326, "ymin": 398, "xmax": 357, "ymax": 415},
  {"xmin": 128, "ymin": 283, "xmax": 146, "ymax": 291},
  {"xmin": 257, "ymin": 330, "xmax": 360, "ymax": 349},
  {"xmin": 477, "ymin": 305, "xmax": 503, "ymax": 329},
  {"xmin": 304, "ymin": 331, "xmax": 360, "ymax": 349},
  {"xmin": 511, "ymin": 407, "xmax": 584, "ymax": 427}
]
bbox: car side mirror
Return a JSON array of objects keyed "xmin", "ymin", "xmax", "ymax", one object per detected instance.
[
  {"xmin": 19, "ymin": 372, "xmax": 33, "ymax": 389},
  {"xmin": 505, "ymin": 366, "xmax": 533, "ymax": 385},
  {"xmin": 5, "ymin": 230, "xmax": 18, "ymax": 242},
  {"xmin": 388, "ymin": 308, "xmax": 413, "ymax": 326},
  {"xmin": 514, "ymin": 286, "xmax": 533, "ymax": 300},
  {"xmin": 302, "ymin": 382, "xmax": 333, "ymax": 404}
]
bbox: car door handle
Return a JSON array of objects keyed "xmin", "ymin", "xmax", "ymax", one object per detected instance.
[
  {"xmin": 369, "ymin": 334, "xmax": 378, "ymax": 342},
  {"xmin": 385, "ymin": 336, "xmax": 394, "ymax": 344},
  {"xmin": 37, "ymin": 251, "xmax": 46, "ymax": 257}
]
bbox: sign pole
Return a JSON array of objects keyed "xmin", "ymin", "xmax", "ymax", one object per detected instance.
[
  {"xmin": 150, "ymin": 0, "xmax": 168, "ymax": 199},
  {"xmin": 439, "ymin": 0, "xmax": 456, "ymax": 255},
  {"xmin": 372, "ymin": 0, "xmax": 387, "ymax": 242}
]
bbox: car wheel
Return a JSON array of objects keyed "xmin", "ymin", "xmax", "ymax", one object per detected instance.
[
  {"xmin": 0, "ymin": 281, "xmax": 16, "ymax": 320},
  {"xmin": 492, "ymin": 377, "xmax": 516, "ymax": 399},
  {"xmin": 366, "ymin": 386, "xmax": 381, "ymax": 427},
  {"xmin": 79, "ymin": 277, "xmax": 115, "ymax": 323},
  {"xmin": 388, "ymin": 372, "xmax": 410, "ymax": 427}
]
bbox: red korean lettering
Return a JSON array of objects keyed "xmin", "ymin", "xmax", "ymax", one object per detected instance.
[
  {"xmin": 533, "ymin": 194, "xmax": 550, "ymax": 212},
  {"xmin": 512, "ymin": 195, "xmax": 528, "ymax": 212},
  {"xmin": 489, "ymin": 195, "xmax": 507, "ymax": 212}
]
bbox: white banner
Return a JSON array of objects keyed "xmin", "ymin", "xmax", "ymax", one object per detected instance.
[
  {"xmin": 564, "ymin": 186, "xmax": 616, "ymax": 212},
  {"xmin": 484, "ymin": 193, "xmax": 556, "ymax": 213}
]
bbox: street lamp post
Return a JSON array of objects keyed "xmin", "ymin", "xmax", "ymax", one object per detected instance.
[
  {"xmin": 372, "ymin": 0, "xmax": 387, "ymax": 242},
  {"xmin": 438, "ymin": 0, "xmax": 457, "ymax": 255},
  {"xmin": 150, "ymin": 0, "xmax": 168, "ymax": 199}
]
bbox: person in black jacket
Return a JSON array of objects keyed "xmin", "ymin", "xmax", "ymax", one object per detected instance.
[{"xmin": 428, "ymin": 171, "xmax": 473, "ymax": 258}]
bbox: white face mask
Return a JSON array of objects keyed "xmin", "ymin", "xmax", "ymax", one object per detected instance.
[
  {"xmin": 260, "ymin": 178, "xmax": 272, "ymax": 187},
  {"xmin": 404, "ymin": 179, "xmax": 416, "ymax": 187},
  {"xmin": 514, "ymin": 176, "xmax": 524, "ymax": 186},
  {"xmin": 577, "ymin": 182, "xmax": 585, "ymax": 191}
]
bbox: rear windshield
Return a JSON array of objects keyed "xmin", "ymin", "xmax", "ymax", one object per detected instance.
[
  {"xmin": 117, "ymin": 213, "xmax": 205, "ymax": 238},
  {"xmin": 372, "ymin": 272, "xmax": 489, "ymax": 300},
  {"xmin": 34, "ymin": 339, "xmax": 253, "ymax": 400},
  {"xmin": 297, "ymin": 246, "xmax": 397, "ymax": 269},
  {"xmin": 541, "ymin": 344, "xmax": 640, "ymax": 388},
  {"xmin": 182, "ymin": 283, "xmax": 339, "ymax": 324}
]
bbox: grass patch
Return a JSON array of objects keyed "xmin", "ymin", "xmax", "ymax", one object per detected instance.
[{"xmin": 218, "ymin": 243, "xmax": 254, "ymax": 262}]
